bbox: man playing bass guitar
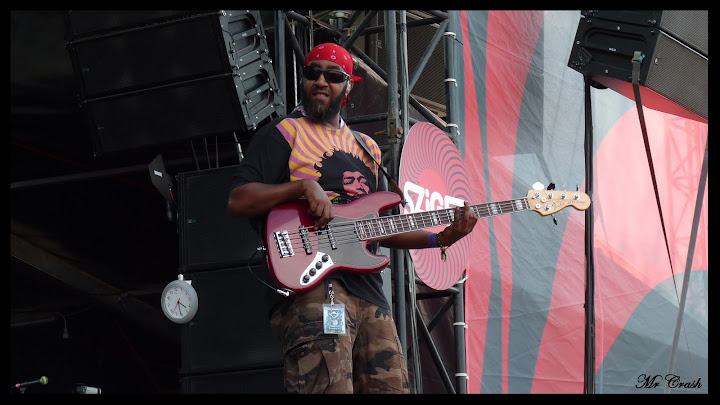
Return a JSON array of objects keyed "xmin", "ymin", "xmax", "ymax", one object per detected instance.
[{"xmin": 228, "ymin": 42, "xmax": 477, "ymax": 394}]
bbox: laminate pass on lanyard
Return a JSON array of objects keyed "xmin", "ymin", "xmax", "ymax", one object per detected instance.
[{"xmin": 323, "ymin": 282, "xmax": 346, "ymax": 335}]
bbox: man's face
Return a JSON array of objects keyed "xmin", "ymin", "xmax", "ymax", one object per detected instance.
[{"xmin": 301, "ymin": 59, "xmax": 349, "ymax": 124}]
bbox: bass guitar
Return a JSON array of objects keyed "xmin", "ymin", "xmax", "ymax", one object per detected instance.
[{"xmin": 264, "ymin": 189, "xmax": 590, "ymax": 292}]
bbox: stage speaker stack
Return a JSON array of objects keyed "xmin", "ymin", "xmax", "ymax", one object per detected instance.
[
  {"xmin": 176, "ymin": 166, "xmax": 284, "ymax": 393},
  {"xmin": 65, "ymin": 10, "xmax": 284, "ymax": 155},
  {"xmin": 177, "ymin": 266, "xmax": 284, "ymax": 394},
  {"xmin": 177, "ymin": 166, "xmax": 264, "ymax": 272},
  {"xmin": 568, "ymin": 10, "xmax": 707, "ymax": 123}
]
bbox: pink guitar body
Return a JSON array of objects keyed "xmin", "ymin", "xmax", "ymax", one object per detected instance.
[{"xmin": 264, "ymin": 191, "xmax": 401, "ymax": 292}]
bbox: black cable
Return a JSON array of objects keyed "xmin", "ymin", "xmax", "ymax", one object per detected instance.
[
  {"xmin": 189, "ymin": 139, "xmax": 199, "ymax": 171},
  {"xmin": 203, "ymin": 137, "xmax": 210, "ymax": 169},
  {"xmin": 244, "ymin": 246, "xmax": 292, "ymax": 297}
]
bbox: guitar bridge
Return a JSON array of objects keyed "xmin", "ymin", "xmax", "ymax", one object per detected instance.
[{"xmin": 273, "ymin": 230, "xmax": 294, "ymax": 258}]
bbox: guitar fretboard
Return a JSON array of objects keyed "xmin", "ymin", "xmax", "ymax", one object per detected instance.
[{"xmin": 355, "ymin": 197, "xmax": 530, "ymax": 240}]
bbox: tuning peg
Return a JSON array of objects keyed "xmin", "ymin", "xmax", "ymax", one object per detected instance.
[
  {"xmin": 547, "ymin": 182, "xmax": 556, "ymax": 190},
  {"xmin": 532, "ymin": 182, "xmax": 545, "ymax": 191},
  {"xmin": 551, "ymin": 214, "xmax": 558, "ymax": 225}
]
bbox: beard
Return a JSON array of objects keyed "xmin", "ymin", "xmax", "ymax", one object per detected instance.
[{"xmin": 300, "ymin": 87, "xmax": 344, "ymax": 124}]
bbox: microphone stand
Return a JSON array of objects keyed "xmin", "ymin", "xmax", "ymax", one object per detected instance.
[
  {"xmin": 10, "ymin": 376, "xmax": 49, "ymax": 394},
  {"xmin": 10, "ymin": 384, "xmax": 30, "ymax": 395}
]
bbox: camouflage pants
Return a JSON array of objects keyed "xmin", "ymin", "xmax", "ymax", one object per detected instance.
[{"xmin": 269, "ymin": 280, "xmax": 409, "ymax": 394}]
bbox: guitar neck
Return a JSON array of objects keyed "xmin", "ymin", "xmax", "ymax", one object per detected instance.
[{"xmin": 355, "ymin": 196, "xmax": 530, "ymax": 240}]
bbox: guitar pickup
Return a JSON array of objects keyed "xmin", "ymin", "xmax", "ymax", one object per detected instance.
[
  {"xmin": 299, "ymin": 226, "xmax": 312, "ymax": 254},
  {"xmin": 326, "ymin": 225, "xmax": 337, "ymax": 250},
  {"xmin": 273, "ymin": 230, "xmax": 294, "ymax": 258}
]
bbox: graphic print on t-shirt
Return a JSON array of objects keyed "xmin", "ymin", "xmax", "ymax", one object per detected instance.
[
  {"xmin": 277, "ymin": 117, "xmax": 380, "ymax": 201},
  {"xmin": 315, "ymin": 150, "xmax": 374, "ymax": 200}
]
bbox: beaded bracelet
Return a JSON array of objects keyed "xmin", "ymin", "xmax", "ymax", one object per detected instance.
[{"xmin": 436, "ymin": 231, "xmax": 448, "ymax": 261}]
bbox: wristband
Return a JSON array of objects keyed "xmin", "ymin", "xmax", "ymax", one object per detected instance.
[{"xmin": 428, "ymin": 232, "xmax": 439, "ymax": 248}]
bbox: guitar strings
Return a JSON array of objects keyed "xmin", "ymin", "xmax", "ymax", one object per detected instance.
[
  {"xmin": 274, "ymin": 198, "xmax": 530, "ymax": 251},
  {"xmin": 310, "ymin": 198, "xmax": 527, "ymax": 234},
  {"xmin": 278, "ymin": 199, "xmax": 528, "ymax": 242},
  {"xmin": 308, "ymin": 200, "xmax": 525, "ymax": 249}
]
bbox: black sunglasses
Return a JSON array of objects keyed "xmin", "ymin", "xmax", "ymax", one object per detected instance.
[{"xmin": 302, "ymin": 65, "xmax": 350, "ymax": 84}]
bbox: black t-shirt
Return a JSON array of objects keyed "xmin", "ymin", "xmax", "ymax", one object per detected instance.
[{"xmin": 230, "ymin": 110, "xmax": 390, "ymax": 310}]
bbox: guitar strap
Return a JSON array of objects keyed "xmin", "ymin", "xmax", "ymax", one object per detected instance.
[
  {"xmin": 350, "ymin": 130, "xmax": 406, "ymax": 206},
  {"xmin": 631, "ymin": 51, "xmax": 675, "ymax": 276}
]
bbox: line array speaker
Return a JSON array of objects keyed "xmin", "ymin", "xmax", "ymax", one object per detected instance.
[
  {"xmin": 65, "ymin": 10, "xmax": 284, "ymax": 154},
  {"xmin": 568, "ymin": 10, "xmax": 707, "ymax": 122},
  {"xmin": 180, "ymin": 266, "xmax": 284, "ymax": 376},
  {"xmin": 177, "ymin": 166, "xmax": 265, "ymax": 273},
  {"xmin": 66, "ymin": 10, "xmax": 206, "ymax": 38}
]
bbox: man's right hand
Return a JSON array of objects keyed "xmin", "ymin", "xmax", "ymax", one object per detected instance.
[
  {"xmin": 228, "ymin": 179, "xmax": 332, "ymax": 228},
  {"xmin": 302, "ymin": 179, "xmax": 333, "ymax": 229}
]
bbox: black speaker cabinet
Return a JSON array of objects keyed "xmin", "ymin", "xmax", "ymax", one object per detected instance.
[
  {"xmin": 181, "ymin": 367, "xmax": 284, "ymax": 394},
  {"xmin": 177, "ymin": 166, "xmax": 265, "ymax": 273},
  {"xmin": 66, "ymin": 10, "xmax": 207, "ymax": 38},
  {"xmin": 65, "ymin": 10, "xmax": 284, "ymax": 154},
  {"xmin": 568, "ymin": 10, "xmax": 707, "ymax": 122},
  {"xmin": 180, "ymin": 266, "xmax": 284, "ymax": 376}
]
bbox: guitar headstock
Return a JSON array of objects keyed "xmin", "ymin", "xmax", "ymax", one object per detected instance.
[{"xmin": 526, "ymin": 189, "xmax": 591, "ymax": 216}]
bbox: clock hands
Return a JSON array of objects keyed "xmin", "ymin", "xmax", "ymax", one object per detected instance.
[
  {"xmin": 176, "ymin": 301, "xmax": 187, "ymax": 317},
  {"xmin": 171, "ymin": 298, "xmax": 189, "ymax": 317}
]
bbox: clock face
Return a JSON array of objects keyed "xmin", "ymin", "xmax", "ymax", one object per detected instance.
[{"xmin": 161, "ymin": 280, "xmax": 198, "ymax": 323}]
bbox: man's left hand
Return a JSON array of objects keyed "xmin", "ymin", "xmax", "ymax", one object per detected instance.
[{"xmin": 442, "ymin": 201, "xmax": 478, "ymax": 245}]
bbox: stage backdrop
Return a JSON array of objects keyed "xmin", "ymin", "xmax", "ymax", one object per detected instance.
[{"xmin": 449, "ymin": 10, "xmax": 707, "ymax": 393}]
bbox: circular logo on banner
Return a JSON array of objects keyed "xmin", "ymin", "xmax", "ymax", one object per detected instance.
[{"xmin": 399, "ymin": 122, "xmax": 471, "ymax": 290}]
